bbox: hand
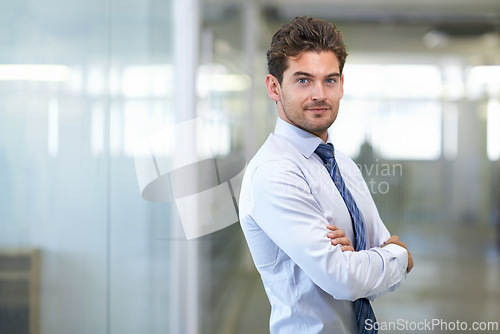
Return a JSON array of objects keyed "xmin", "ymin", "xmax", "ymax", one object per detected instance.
[
  {"xmin": 382, "ymin": 235, "xmax": 414, "ymax": 273},
  {"xmin": 327, "ymin": 224, "xmax": 354, "ymax": 252}
]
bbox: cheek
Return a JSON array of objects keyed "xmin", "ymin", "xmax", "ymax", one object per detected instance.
[
  {"xmin": 337, "ymin": 85, "xmax": 344, "ymax": 99},
  {"xmin": 294, "ymin": 91, "xmax": 311, "ymax": 106},
  {"xmin": 283, "ymin": 90, "xmax": 303, "ymax": 107},
  {"xmin": 328, "ymin": 87, "xmax": 342, "ymax": 98}
]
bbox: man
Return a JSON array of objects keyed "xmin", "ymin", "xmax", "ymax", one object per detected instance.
[{"xmin": 239, "ymin": 16, "xmax": 413, "ymax": 333}]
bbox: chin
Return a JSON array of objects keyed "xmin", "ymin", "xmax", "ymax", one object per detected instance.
[{"xmin": 311, "ymin": 118, "xmax": 335, "ymax": 130}]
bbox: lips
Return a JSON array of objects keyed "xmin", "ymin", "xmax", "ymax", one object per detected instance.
[
  {"xmin": 305, "ymin": 102, "xmax": 331, "ymax": 111},
  {"xmin": 307, "ymin": 107, "xmax": 330, "ymax": 113}
]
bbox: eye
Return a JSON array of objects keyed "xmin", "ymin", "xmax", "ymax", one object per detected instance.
[
  {"xmin": 325, "ymin": 78, "xmax": 337, "ymax": 84},
  {"xmin": 298, "ymin": 78, "xmax": 309, "ymax": 84}
]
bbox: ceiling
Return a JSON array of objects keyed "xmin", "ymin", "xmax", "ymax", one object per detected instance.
[
  {"xmin": 206, "ymin": 0, "xmax": 500, "ymax": 25},
  {"xmin": 263, "ymin": 0, "xmax": 498, "ymax": 22},
  {"xmin": 203, "ymin": 0, "xmax": 500, "ymax": 65},
  {"xmin": 204, "ymin": 0, "xmax": 500, "ymax": 34}
]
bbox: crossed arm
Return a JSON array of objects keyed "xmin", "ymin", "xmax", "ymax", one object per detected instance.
[{"xmin": 327, "ymin": 224, "xmax": 414, "ymax": 273}]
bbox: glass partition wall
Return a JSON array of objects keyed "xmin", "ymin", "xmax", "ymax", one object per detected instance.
[{"xmin": 0, "ymin": 0, "xmax": 178, "ymax": 333}]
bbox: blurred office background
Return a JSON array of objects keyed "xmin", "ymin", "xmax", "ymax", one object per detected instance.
[{"xmin": 1, "ymin": 0, "xmax": 499, "ymax": 333}]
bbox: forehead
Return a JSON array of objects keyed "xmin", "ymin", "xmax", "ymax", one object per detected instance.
[{"xmin": 284, "ymin": 51, "xmax": 340, "ymax": 76}]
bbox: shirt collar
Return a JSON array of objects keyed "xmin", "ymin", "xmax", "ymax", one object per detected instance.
[{"xmin": 274, "ymin": 117, "xmax": 332, "ymax": 159}]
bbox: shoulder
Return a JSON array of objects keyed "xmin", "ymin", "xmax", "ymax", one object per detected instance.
[
  {"xmin": 249, "ymin": 133, "xmax": 304, "ymax": 169},
  {"xmin": 243, "ymin": 134, "xmax": 308, "ymax": 188},
  {"xmin": 239, "ymin": 134, "xmax": 309, "ymax": 216}
]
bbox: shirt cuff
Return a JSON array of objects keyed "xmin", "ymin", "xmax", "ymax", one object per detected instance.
[
  {"xmin": 366, "ymin": 244, "xmax": 408, "ymax": 301},
  {"xmin": 381, "ymin": 243, "xmax": 408, "ymax": 277}
]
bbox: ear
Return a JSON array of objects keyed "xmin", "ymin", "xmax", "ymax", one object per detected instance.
[
  {"xmin": 265, "ymin": 74, "xmax": 281, "ymax": 102},
  {"xmin": 340, "ymin": 74, "xmax": 344, "ymax": 99}
]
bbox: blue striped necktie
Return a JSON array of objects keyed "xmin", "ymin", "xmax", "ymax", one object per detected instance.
[{"xmin": 315, "ymin": 143, "xmax": 377, "ymax": 334}]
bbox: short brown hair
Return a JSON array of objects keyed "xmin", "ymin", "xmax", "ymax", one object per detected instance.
[{"xmin": 267, "ymin": 16, "xmax": 348, "ymax": 84}]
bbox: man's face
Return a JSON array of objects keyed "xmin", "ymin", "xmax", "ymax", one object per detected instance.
[{"xmin": 266, "ymin": 51, "xmax": 344, "ymax": 142}]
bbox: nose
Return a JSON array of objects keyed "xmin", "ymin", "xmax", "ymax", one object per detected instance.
[{"xmin": 311, "ymin": 83, "xmax": 326, "ymax": 101}]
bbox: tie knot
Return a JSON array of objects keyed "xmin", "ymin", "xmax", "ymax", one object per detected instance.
[{"xmin": 315, "ymin": 143, "xmax": 334, "ymax": 164}]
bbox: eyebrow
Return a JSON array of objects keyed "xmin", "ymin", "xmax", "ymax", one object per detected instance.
[{"xmin": 292, "ymin": 71, "xmax": 341, "ymax": 79}]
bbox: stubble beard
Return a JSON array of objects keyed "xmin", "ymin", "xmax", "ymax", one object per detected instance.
[{"xmin": 282, "ymin": 103, "xmax": 338, "ymax": 137}]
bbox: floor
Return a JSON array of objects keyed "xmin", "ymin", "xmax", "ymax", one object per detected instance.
[{"xmin": 230, "ymin": 222, "xmax": 500, "ymax": 333}]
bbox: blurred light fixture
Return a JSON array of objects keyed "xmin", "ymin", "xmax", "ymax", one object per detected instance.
[
  {"xmin": 424, "ymin": 23, "xmax": 497, "ymax": 49},
  {"xmin": 122, "ymin": 65, "xmax": 173, "ymax": 98},
  {"xmin": 431, "ymin": 23, "xmax": 497, "ymax": 38},
  {"xmin": 197, "ymin": 72, "xmax": 251, "ymax": 97},
  {"xmin": 423, "ymin": 30, "xmax": 449, "ymax": 48},
  {"xmin": 0, "ymin": 64, "xmax": 71, "ymax": 82}
]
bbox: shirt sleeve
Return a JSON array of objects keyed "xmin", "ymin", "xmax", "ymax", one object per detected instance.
[{"xmin": 248, "ymin": 159, "xmax": 408, "ymax": 301}]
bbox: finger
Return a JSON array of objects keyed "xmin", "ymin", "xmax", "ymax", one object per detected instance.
[
  {"xmin": 394, "ymin": 241, "xmax": 408, "ymax": 251},
  {"xmin": 326, "ymin": 224, "xmax": 339, "ymax": 231},
  {"xmin": 391, "ymin": 235, "xmax": 400, "ymax": 242},
  {"xmin": 330, "ymin": 235, "xmax": 354, "ymax": 252},
  {"xmin": 382, "ymin": 238, "xmax": 406, "ymax": 250},
  {"xmin": 341, "ymin": 245, "xmax": 355, "ymax": 252},
  {"xmin": 407, "ymin": 255, "xmax": 414, "ymax": 273},
  {"xmin": 383, "ymin": 235, "xmax": 400, "ymax": 245},
  {"xmin": 331, "ymin": 237, "xmax": 351, "ymax": 246},
  {"xmin": 327, "ymin": 230, "xmax": 345, "ymax": 239},
  {"xmin": 330, "ymin": 237, "xmax": 344, "ymax": 245}
]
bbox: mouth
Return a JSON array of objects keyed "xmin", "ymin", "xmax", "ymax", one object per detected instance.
[{"xmin": 307, "ymin": 107, "xmax": 330, "ymax": 114}]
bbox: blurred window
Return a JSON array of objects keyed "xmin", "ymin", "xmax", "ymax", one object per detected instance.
[
  {"xmin": 333, "ymin": 64, "xmax": 442, "ymax": 160},
  {"xmin": 488, "ymin": 99, "xmax": 500, "ymax": 161}
]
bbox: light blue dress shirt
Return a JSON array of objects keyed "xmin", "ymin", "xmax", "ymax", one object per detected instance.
[{"xmin": 239, "ymin": 117, "xmax": 408, "ymax": 333}]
